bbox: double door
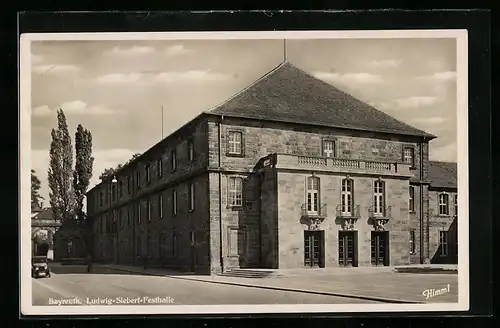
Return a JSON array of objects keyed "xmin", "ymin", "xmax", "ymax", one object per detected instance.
[
  {"xmin": 304, "ymin": 230, "xmax": 325, "ymax": 268},
  {"xmin": 339, "ymin": 231, "xmax": 357, "ymax": 267},
  {"xmin": 371, "ymin": 231, "xmax": 389, "ymax": 266}
]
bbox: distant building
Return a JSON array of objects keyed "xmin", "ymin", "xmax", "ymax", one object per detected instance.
[
  {"xmin": 31, "ymin": 207, "xmax": 87, "ymax": 261},
  {"xmin": 86, "ymin": 62, "xmax": 458, "ymax": 274},
  {"xmin": 31, "ymin": 208, "xmax": 59, "ymax": 259}
]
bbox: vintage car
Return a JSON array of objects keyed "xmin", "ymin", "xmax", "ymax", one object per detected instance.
[{"xmin": 31, "ymin": 256, "xmax": 51, "ymax": 278}]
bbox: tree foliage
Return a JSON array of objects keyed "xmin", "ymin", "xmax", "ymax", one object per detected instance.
[
  {"xmin": 31, "ymin": 169, "xmax": 43, "ymax": 210},
  {"xmin": 99, "ymin": 153, "xmax": 141, "ymax": 181},
  {"xmin": 73, "ymin": 124, "xmax": 94, "ymax": 221},
  {"xmin": 48, "ymin": 109, "xmax": 75, "ymax": 222}
]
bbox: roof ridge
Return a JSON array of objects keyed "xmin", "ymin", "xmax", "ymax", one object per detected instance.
[{"xmin": 204, "ymin": 60, "xmax": 288, "ymax": 114}]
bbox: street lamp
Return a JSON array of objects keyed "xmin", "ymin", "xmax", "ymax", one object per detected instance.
[{"xmin": 111, "ymin": 175, "xmax": 118, "ymax": 184}]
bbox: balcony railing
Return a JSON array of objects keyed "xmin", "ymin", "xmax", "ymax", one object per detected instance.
[
  {"xmin": 368, "ymin": 205, "xmax": 392, "ymax": 219},
  {"xmin": 335, "ymin": 204, "xmax": 361, "ymax": 218},
  {"xmin": 300, "ymin": 203, "xmax": 328, "ymax": 218},
  {"xmin": 268, "ymin": 153, "xmax": 412, "ymax": 176}
]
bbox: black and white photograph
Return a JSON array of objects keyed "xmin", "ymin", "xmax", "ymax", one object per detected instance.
[{"xmin": 20, "ymin": 30, "xmax": 469, "ymax": 315}]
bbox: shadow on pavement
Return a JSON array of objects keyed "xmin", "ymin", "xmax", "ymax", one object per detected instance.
[{"xmin": 49, "ymin": 263, "xmax": 208, "ymax": 276}]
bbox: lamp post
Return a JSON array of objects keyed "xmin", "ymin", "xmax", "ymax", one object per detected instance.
[{"xmin": 111, "ymin": 175, "xmax": 118, "ymax": 264}]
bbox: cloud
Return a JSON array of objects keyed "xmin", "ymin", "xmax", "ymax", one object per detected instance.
[
  {"xmin": 31, "ymin": 54, "xmax": 44, "ymax": 65},
  {"xmin": 106, "ymin": 46, "xmax": 155, "ymax": 56},
  {"xmin": 394, "ymin": 96, "xmax": 440, "ymax": 109},
  {"xmin": 429, "ymin": 143, "xmax": 457, "ymax": 162},
  {"xmin": 32, "ymin": 101, "xmax": 115, "ymax": 117},
  {"xmin": 32, "ymin": 105, "xmax": 51, "ymax": 117},
  {"xmin": 313, "ymin": 72, "xmax": 383, "ymax": 84},
  {"xmin": 96, "ymin": 70, "xmax": 230, "ymax": 85},
  {"xmin": 32, "ymin": 64, "xmax": 81, "ymax": 74},
  {"xmin": 165, "ymin": 44, "xmax": 192, "ymax": 56},
  {"xmin": 411, "ymin": 116, "xmax": 448, "ymax": 125},
  {"xmin": 96, "ymin": 73, "xmax": 143, "ymax": 84},
  {"xmin": 369, "ymin": 59, "xmax": 401, "ymax": 68},
  {"xmin": 416, "ymin": 71, "xmax": 457, "ymax": 82},
  {"xmin": 154, "ymin": 70, "xmax": 229, "ymax": 83}
]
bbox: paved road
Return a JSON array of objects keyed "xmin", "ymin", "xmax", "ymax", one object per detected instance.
[{"xmin": 32, "ymin": 265, "xmax": 380, "ymax": 305}]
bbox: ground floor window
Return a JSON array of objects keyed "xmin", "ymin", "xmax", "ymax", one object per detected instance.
[
  {"xmin": 409, "ymin": 230, "xmax": 416, "ymax": 254},
  {"xmin": 440, "ymin": 231, "xmax": 448, "ymax": 256}
]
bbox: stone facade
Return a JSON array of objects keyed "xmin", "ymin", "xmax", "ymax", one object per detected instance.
[
  {"xmin": 86, "ymin": 59, "xmax": 460, "ymax": 274},
  {"xmin": 87, "ymin": 113, "xmax": 459, "ymax": 273}
]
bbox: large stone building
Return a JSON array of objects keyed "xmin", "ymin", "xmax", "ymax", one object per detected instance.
[{"xmin": 86, "ymin": 62, "xmax": 458, "ymax": 274}]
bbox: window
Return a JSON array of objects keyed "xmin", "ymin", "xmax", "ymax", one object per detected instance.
[
  {"xmin": 158, "ymin": 194, "xmax": 163, "ymax": 219},
  {"xmin": 409, "ymin": 231, "xmax": 416, "ymax": 254},
  {"xmin": 112, "ymin": 184, "xmax": 116, "ymax": 201},
  {"xmin": 172, "ymin": 233, "xmax": 178, "ymax": 257},
  {"xmin": 137, "ymin": 202, "xmax": 142, "ymax": 223},
  {"xmin": 119, "ymin": 180, "xmax": 123, "ymax": 198},
  {"xmin": 128, "ymin": 205, "xmax": 132, "ymax": 226},
  {"xmin": 454, "ymin": 194, "xmax": 458, "ymax": 217},
  {"xmin": 188, "ymin": 183, "xmax": 195, "ymax": 212},
  {"xmin": 341, "ymin": 179, "xmax": 354, "ymax": 214},
  {"xmin": 145, "ymin": 164, "xmax": 151, "ymax": 184},
  {"xmin": 147, "ymin": 233, "xmax": 152, "ymax": 257},
  {"xmin": 119, "ymin": 209, "xmax": 123, "ymax": 228},
  {"xmin": 228, "ymin": 177, "xmax": 243, "ymax": 207},
  {"xmin": 403, "ymin": 147, "xmax": 415, "ymax": 167},
  {"xmin": 147, "ymin": 199, "xmax": 151, "ymax": 222},
  {"xmin": 157, "ymin": 158, "xmax": 163, "ymax": 178},
  {"xmin": 322, "ymin": 140, "xmax": 336, "ymax": 158},
  {"xmin": 136, "ymin": 171, "xmax": 140, "ymax": 188},
  {"xmin": 67, "ymin": 240, "xmax": 73, "ymax": 254},
  {"xmin": 189, "ymin": 230, "xmax": 195, "ymax": 246},
  {"xmin": 127, "ymin": 176, "xmax": 131, "ymax": 194},
  {"xmin": 373, "ymin": 180, "xmax": 385, "ymax": 215},
  {"xmin": 306, "ymin": 176, "xmax": 320, "ymax": 214},
  {"xmin": 188, "ymin": 140, "xmax": 195, "ymax": 162},
  {"xmin": 136, "ymin": 235, "xmax": 142, "ymax": 258},
  {"xmin": 172, "ymin": 189, "xmax": 178, "ymax": 215},
  {"xmin": 439, "ymin": 231, "xmax": 448, "ymax": 256},
  {"xmin": 159, "ymin": 233, "xmax": 165, "ymax": 258},
  {"xmin": 99, "ymin": 192, "xmax": 103, "ymax": 207},
  {"xmin": 409, "ymin": 186, "xmax": 415, "ymax": 212},
  {"xmin": 228, "ymin": 131, "xmax": 243, "ymax": 155},
  {"xmin": 171, "ymin": 150, "xmax": 177, "ymax": 171},
  {"xmin": 439, "ymin": 193, "xmax": 450, "ymax": 216}
]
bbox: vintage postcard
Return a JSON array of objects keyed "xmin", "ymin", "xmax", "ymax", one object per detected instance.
[{"xmin": 20, "ymin": 30, "xmax": 469, "ymax": 316}]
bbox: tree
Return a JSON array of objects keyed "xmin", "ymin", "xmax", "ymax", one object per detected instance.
[
  {"xmin": 73, "ymin": 124, "xmax": 94, "ymax": 221},
  {"xmin": 48, "ymin": 109, "xmax": 75, "ymax": 222},
  {"xmin": 31, "ymin": 169, "xmax": 43, "ymax": 210},
  {"xmin": 98, "ymin": 153, "xmax": 141, "ymax": 181},
  {"xmin": 99, "ymin": 167, "xmax": 116, "ymax": 181}
]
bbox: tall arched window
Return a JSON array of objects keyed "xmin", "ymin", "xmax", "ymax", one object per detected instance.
[
  {"xmin": 341, "ymin": 178, "xmax": 354, "ymax": 214},
  {"xmin": 373, "ymin": 180, "xmax": 385, "ymax": 215},
  {"xmin": 307, "ymin": 176, "xmax": 320, "ymax": 214}
]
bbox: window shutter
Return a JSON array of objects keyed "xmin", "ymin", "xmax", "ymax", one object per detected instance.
[{"xmin": 240, "ymin": 132, "xmax": 245, "ymax": 156}]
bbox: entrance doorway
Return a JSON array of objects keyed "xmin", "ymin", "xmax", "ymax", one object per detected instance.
[
  {"xmin": 371, "ymin": 231, "xmax": 389, "ymax": 266},
  {"xmin": 338, "ymin": 231, "xmax": 357, "ymax": 267},
  {"xmin": 304, "ymin": 230, "xmax": 325, "ymax": 268}
]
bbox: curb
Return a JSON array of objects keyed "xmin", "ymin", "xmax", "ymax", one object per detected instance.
[{"xmin": 102, "ymin": 266, "xmax": 422, "ymax": 304}]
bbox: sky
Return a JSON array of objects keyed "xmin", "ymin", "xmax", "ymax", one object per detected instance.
[{"xmin": 30, "ymin": 37, "xmax": 458, "ymax": 205}]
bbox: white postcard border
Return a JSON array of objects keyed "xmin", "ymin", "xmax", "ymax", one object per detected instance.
[{"xmin": 20, "ymin": 29, "xmax": 469, "ymax": 316}]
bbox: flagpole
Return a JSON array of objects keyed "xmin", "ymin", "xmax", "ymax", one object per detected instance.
[
  {"xmin": 283, "ymin": 39, "xmax": 287, "ymax": 62},
  {"xmin": 161, "ymin": 105, "xmax": 164, "ymax": 139}
]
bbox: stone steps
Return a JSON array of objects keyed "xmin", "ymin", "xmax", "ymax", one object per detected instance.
[{"xmin": 219, "ymin": 269, "xmax": 277, "ymax": 278}]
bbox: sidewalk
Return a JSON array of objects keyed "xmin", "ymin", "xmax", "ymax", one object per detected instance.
[{"xmin": 96, "ymin": 264, "xmax": 459, "ymax": 304}]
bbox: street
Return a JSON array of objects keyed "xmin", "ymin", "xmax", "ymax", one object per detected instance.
[{"xmin": 32, "ymin": 265, "xmax": 380, "ymax": 305}]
